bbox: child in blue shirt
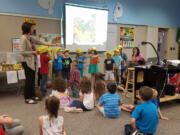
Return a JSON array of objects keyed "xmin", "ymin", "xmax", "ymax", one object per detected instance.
[
  {"xmin": 53, "ymin": 48, "xmax": 63, "ymax": 77},
  {"xmin": 125, "ymin": 86, "xmax": 159, "ymax": 135},
  {"xmin": 76, "ymin": 48, "xmax": 86, "ymax": 78},
  {"xmin": 113, "ymin": 49, "xmax": 123, "ymax": 84},
  {"xmin": 97, "ymin": 82, "xmax": 121, "ymax": 118},
  {"xmin": 150, "ymin": 89, "xmax": 169, "ymax": 120}
]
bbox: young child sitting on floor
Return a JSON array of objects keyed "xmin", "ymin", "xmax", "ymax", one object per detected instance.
[
  {"xmin": 125, "ymin": 86, "xmax": 158, "ymax": 135},
  {"xmin": 50, "ymin": 77, "xmax": 73, "ymax": 108},
  {"xmin": 97, "ymin": 82, "xmax": 121, "ymax": 118},
  {"xmin": 39, "ymin": 96, "xmax": 66, "ymax": 135},
  {"xmin": 94, "ymin": 80, "xmax": 106, "ymax": 102},
  {"xmin": 0, "ymin": 115, "xmax": 24, "ymax": 135},
  {"xmin": 69, "ymin": 60, "xmax": 80, "ymax": 98},
  {"xmin": 70, "ymin": 76, "xmax": 94, "ymax": 111},
  {"xmin": 150, "ymin": 89, "xmax": 169, "ymax": 120},
  {"xmin": 120, "ymin": 88, "xmax": 169, "ymax": 121}
]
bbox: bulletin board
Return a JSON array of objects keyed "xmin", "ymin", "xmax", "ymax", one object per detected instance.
[{"xmin": 120, "ymin": 27, "xmax": 134, "ymax": 48}]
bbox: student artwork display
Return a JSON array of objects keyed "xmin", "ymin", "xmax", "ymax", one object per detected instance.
[
  {"xmin": 24, "ymin": 18, "xmax": 36, "ymax": 35},
  {"xmin": 120, "ymin": 27, "xmax": 134, "ymax": 48},
  {"xmin": 39, "ymin": 33, "xmax": 61, "ymax": 45}
]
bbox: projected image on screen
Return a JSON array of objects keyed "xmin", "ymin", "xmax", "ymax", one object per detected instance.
[{"xmin": 66, "ymin": 4, "xmax": 108, "ymax": 51}]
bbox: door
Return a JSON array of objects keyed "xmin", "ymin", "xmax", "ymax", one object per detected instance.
[{"xmin": 158, "ymin": 28, "xmax": 168, "ymax": 60}]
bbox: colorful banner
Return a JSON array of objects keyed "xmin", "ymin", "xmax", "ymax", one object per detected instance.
[{"xmin": 120, "ymin": 27, "xmax": 134, "ymax": 48}]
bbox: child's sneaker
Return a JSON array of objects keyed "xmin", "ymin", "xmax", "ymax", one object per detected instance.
[{"xmin": 64, "ymin": 107, "xmax": 83, "ymax": 113}]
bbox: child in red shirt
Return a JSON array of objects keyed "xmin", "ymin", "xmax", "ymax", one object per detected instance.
[{"xmin": 40, "ymin": 46, "xmax": 51, "ymax": 95}]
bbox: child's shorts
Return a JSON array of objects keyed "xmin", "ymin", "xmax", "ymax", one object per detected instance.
[{"xmin": 105, "ymin": 71, "xmax": 114, "ymax": 80}]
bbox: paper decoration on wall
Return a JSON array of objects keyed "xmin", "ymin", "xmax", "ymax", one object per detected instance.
[
  {"xmin": 24, "ymin": 18, "xmax": 36, "ymax": 35},
  {"xmin": 39, "ymin": 33, "xmax": 61, "ymax": 45},
  {"xmin": 120, "ymin": 27, "xmax": 134, "ymax": 48},
  {"xmin": 38, "ymin": 0, "xmax": 55, "ymax": 15},
  {"xmin": 12, "ymin": 38, "xmax": 22, "ymax": 53},
  {"xmin": 6, "ymin": 71, "xmax": 18, "ymax": 84},
  {"xmin": 114, "ymin": 2, "xmax": 123, "ymax": 22}
]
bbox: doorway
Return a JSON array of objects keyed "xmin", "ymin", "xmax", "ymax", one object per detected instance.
[{"xmin": 158, "ymin": 28, "xmax": 168, "ymax": 60}]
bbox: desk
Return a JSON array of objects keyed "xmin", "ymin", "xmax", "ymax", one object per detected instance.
[
  {"xmin": 134, "ymin": 65, "xmax": 180, "ymax": 104},
  {"xmin": 0, "ymin": 71, "xmax": 25, "ymax": 95}
]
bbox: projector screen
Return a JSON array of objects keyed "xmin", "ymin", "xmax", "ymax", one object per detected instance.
[{"xmin": 65, "ymin": 4, "xmax": 108, "ymax": 52}]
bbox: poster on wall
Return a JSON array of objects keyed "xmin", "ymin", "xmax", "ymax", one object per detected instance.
[
  {"xmin": 24, "ymin": 18, "xmax": 36, "ymax": 35},
  {"xmin": 120, "ymin": 27, "xmax": 134, "ymax": 48},
  {"xmin": 12, "ymin": 38, "xmax": 22, "ymax": 53},
  {"xmin": 39, "ymin": 33, "xmax": 61, "ymax": 46}
]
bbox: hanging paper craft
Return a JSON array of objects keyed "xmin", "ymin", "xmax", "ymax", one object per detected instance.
[
  {"xmin": 6, "ymin": 71, "xmax": 18, "ymax": 84},
  {"xmin": 18, "ymin": 70, "xmax": 26, "ymax": 80}
]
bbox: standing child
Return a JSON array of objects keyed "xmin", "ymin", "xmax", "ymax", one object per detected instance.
[
  {"xmin": 113, "ymin": 49, "xmax": 123, "ymax": 84},
  {"xmin": 39, "ymin": 96, "xmax": 66, "ymax": 135},
  {"xmin": 104, "ymin": 51, "xmax": 115, "ymax": 81},
  {"xmin": 70, "ymin": 76, "xmax": 94, "ymax": 111},
  {"xmin": 117, "ymin": 45, "xmax": 128, "ymax": 77},
  {"xmin": 53, "ymin": 47, "xmax": 63, "ymax": 78},
  {"xmin": 69, "ymin": 60, "xmax": 80, "ymax": 98},
  {"xmin": 62, "ymin": 49, "xmax": 72, "ymax": 80},
  {"xmin": 125, "ymin": 86, "xmax": 158, "ymax": 135},
  {"xmin": 76, "ymin": 48, "xmax": 86, "ymax": 78},
  {"xmin": 97, "ymin": 82, "xmax": 121, "ymax": 118},
  {"xmin": 40, "ymin": 46, "xmax": 51, "ymax": 95},
  {"xmin": 86, "ymin": 47, "xmax": 99, "ymax": 89},
  {"xmin": 50, "ymin": 77, "xmax": 73, "ymax": 108}
]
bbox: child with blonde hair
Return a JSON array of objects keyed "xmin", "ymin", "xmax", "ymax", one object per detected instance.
[{"xmin": 150, "ymin": 89, "xmax": 169, "ymax": 120}]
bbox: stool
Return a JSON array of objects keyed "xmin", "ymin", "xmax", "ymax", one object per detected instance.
[{"xmin": 123, "ymin": 67, "xmax": 135, "ymax": 104}]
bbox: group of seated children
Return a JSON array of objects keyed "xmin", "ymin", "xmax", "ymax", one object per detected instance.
[{"xmin": 34, "ymin": 45, "xmax": 171, "ymax": 135}]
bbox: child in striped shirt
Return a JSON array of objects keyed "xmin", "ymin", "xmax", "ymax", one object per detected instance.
[{"xmin": 97, "ymin": 82, "xmax": 121, "ymax": 118}]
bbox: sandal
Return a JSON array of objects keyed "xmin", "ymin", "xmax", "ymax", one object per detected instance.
[{"xmin": 25, "ymin": 99, "xmax": 37, "ymax": 104}]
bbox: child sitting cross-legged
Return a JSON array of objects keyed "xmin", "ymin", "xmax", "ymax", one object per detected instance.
[
  {"xmin": 65, "ymin": 76, "xmax": 94, "ymax": 112},
  {"xmin": 150, "ymin": 89, "xmax": 169, "ymax": 120},
  {"xmin": 50, "ymin": 77, "xmax": 73, "ymax": 109},
  {"xmin": 97, "ymin": 82, "xmax": 121, "ymax": 118},
  {"xmin": 39, "ymin": 96, "xmax": 66, "ymax": 135},
  {"xmin": 125, "ymin": 86, "xmax": 158, "ymax": 135}
]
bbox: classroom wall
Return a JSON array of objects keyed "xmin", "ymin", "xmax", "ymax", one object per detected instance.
[
  {"xmin": 0, "ymin": 0, "xmax": 63, "ymax": 18},
  {"xmin": 64, "ymin": 0, "xmax": 180, "ymax": 27},
  {"xmin": 0, "ymin": 14, "xmax": 60, "ymax": 52},
  {"xmin": 0, "ymin": 0, "xmax": 180, "ymax": 27}
]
